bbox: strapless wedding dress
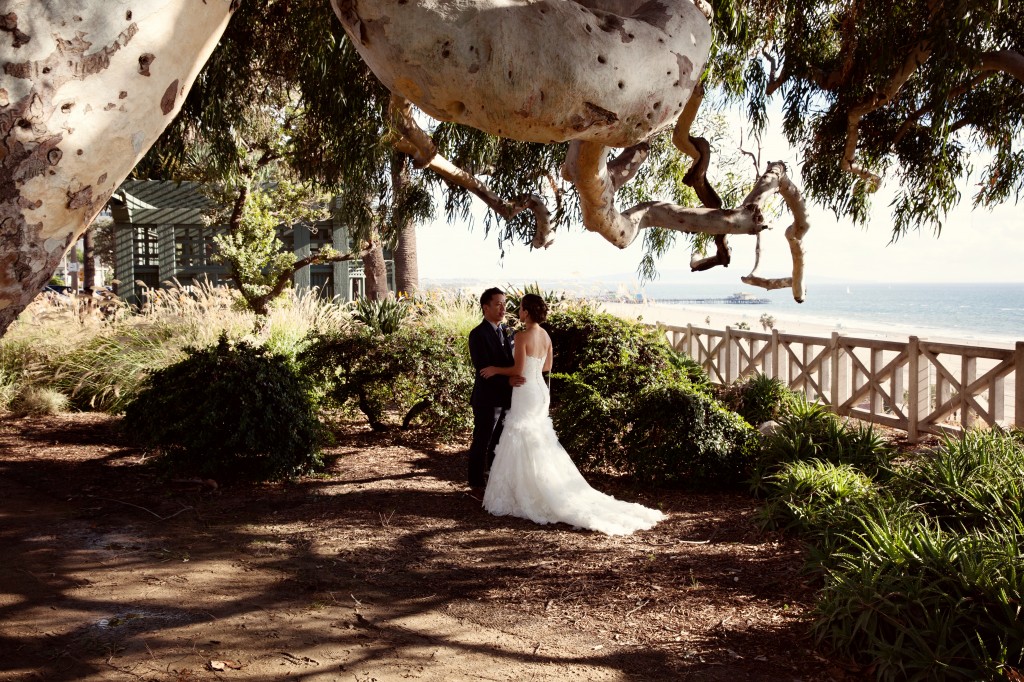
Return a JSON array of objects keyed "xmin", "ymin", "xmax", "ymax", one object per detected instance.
[{"xmin": 483, "ymin": 355, "xmax": 666, "ymax": 535}]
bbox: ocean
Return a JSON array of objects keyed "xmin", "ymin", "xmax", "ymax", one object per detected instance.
[{"xmin": 635, "ymin": 282, "xmax": 1024, "ymax": 345}]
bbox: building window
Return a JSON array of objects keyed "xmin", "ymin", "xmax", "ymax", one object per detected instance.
[
  {"xmin": 175, "ymin": 227, "xmax": 210, "ymax": 267},
  {"xmin": 134, "ymin": 226, "xmax": 159, "ymax": 266}
]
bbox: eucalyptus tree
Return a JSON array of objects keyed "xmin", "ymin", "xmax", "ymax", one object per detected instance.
[
  {"xmin": 2, "ymin": 0, "xmax": 1022, "ymax": 338},
  {"xmin": 0, "ymin": 0, "xmax": 234, "ymax": 336},
  {"xmin": 131, "ymin": 5, "xmax": 370, "ymax": 314},
  {"xmin": 142, "ymin": 0, "xmax": 436, "ymax": 300}
]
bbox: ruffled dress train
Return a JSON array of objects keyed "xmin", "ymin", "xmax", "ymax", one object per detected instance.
[{"xmin": 483, "ymin": 355, "xmax": 665, "ymax": 536}]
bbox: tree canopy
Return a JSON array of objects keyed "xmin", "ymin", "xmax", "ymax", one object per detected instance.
[
  {"xmin": 709, "ymin": 0, "xmax": 1023, "ymax": 236},
  {"xmin": 1, "ymin": 0, "xmax": 1021, "ymax": 337}
]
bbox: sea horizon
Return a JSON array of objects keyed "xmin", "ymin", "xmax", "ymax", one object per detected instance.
[{"xmin": 423, "ymin": 279, "xmax": 1024, "ymax": 346}]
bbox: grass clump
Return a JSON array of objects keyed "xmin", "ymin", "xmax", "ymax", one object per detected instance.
[{"xmin": 9, "ymin": 386, "xmax": 70, "ymax": 416}]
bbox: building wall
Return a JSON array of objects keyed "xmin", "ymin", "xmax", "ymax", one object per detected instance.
[{"xmin": 110, "ymin": 181, "xmax": 397, "ymax": 305}]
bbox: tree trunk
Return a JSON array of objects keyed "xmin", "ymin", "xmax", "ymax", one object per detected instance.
[
  {"xmin": 69, "ymin": 241, "xmax": 80, "ymax": 293},
  {"xmin": 391, "ymin": 153, "xmax": 418, "ymax": 295},
  {"xmin": 0, "ymin": 0, "xmax": 235, "ymax": 337},
  {"xmin": 82, "ymin": 226, "xmax": 95, "ymax": 293},
  {"xmin": 361, "ymin": 240, "xmax": 388, "ymax": 301}
]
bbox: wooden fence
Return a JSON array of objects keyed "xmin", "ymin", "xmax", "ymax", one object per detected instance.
[{"xmin": 659, "ymin": 323, "xmax": 1024, "ymax": 441}]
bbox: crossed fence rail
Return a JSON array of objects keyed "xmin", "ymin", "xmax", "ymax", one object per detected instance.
[{"xmin": 659, "ymin": 323, "xmax": 1024, "ymax": 442}]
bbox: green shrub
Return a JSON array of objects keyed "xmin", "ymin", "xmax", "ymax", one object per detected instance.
[
  {"xmin": 123, "ymin": 335, "xmax": 324, "ymax": 483},
  {"xmin": 300, "ymin": 326, "xmax": 473, "ymax": 437},
  {"xmin": 718, "ymin": 372, "xmax": 798, "ymax": 426},
  {"xmin": 547, "ymin": 371, "xmax": 621, "ymax": 470},
  {"xmin": 620, "ymin": 382, "xmax": 756, "ymax": 487},
  {"xmin": 814, "ymin": 509, "xmax": 1024, "ymax": 680},
  {"xmin": 546, "ymin": 308, "xmax": 709, "ymax": 392},
  {"xmin": 544, "ymin": 307, "xmax": 755, "ymax": 485}
]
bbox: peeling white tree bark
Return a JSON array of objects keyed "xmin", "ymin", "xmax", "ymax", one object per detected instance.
[
  {"xmin": 0, "ymin": 0, "xmax": 234, "ymax": 336},
  {"xmin": 334, "ymin": 0, "xmax": 711, "ymax": 147},
  {"xmin": 740, "ymin": 162, "xmax": 810, "ymax": 302}
]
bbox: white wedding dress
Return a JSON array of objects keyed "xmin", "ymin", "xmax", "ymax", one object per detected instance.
[{"xmin": 483, "ymin": 355, "xmax": 666, "ymax": 535}]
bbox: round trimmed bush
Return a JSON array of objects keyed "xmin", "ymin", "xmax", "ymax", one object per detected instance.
[
  {"xmin": 620, "ymin": 383, "xmax": 756, "ymax": 487},
  {"xmin": 123, "ymin": 335, "xmax": 324, "ymax": 483}
]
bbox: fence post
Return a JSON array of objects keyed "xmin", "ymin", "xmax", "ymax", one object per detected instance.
[
  {"xmin": 724, "ymin": 326, "xmax": 733, "ymax": 384},
  {"xmin": 686, "ymin": 323, "xmax": 693, "ymax": 358},
  {"xmin": 961, "ymin": 355, "xmax": 977, "ymax": 429},
  {"xmin": 1016, "ymin": 342, "xmax": 1024, "ymax": 428},
  {"xmin": 830, "ymin": 332, "xmax": 840, "ymax": 409},
  {"xmin": 907, "ymin": 336, "xmax": 926, "ymax": 443},
  {"xmin": 771, "ymin": 328, "xmax": 780, "ymax": 380}
]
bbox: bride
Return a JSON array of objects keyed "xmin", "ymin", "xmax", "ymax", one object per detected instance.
[{"xmin": 479, "ymin": 294, "xmax": 666, "ymax": 536}]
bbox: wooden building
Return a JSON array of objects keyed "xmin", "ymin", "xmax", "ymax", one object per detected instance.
[{"xmin": 108, "ymin": 180, "xmax": 394, "ymax": 306}]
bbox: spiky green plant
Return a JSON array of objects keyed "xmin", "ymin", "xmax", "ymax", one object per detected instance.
[
  {"xmin": 751, "ymin": 396, "xmax": 894, "ymax": 493},
  {"xmin": 892, "ymin": 430, "xmax": 1024, "ymax": 533},
  {"xmin": 760, "ymin": 459, "xmax": 877, "ymax": 539},
  {"xmin": 352, "ymin": 297, "xmax": 409, "ymax": 334},
  {"xmin": 814, "ymin": 509, "xmax": 1024, "ymax": 680}
]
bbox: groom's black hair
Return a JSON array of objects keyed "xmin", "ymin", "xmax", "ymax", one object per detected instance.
[{"xmin": 480, "ymin": 287, "xmax": 504, "ymax": 309}]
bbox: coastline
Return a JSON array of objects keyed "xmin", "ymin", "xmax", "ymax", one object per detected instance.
[{"xmin": 598, "ymin": 301, "xmax": 1020, "ymax": 350}]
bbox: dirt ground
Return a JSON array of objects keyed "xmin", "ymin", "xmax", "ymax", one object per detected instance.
[{"xmin": 0, "ymin": 413, "xmax": 865, "ymax": 681}]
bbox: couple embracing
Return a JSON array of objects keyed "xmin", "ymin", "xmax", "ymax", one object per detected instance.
[{"xmin": 467, "ymin": 288, "xmax": 665, "ymax": 536}]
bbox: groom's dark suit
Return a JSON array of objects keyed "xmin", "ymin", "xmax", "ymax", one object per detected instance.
[{"xmin": 467, "ymin": 319, "xmax": 515, "ymax": 488}]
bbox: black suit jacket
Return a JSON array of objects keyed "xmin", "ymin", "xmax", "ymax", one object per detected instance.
[{"xmin": 468, "ymin": 319, "xmax": 515, "ymax": 409}]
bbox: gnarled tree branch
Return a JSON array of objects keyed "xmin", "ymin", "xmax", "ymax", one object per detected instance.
[
  {"xmin": 741, "ymin": 162, "xmax": 810, "ymax": 302},
  {"xmin": 978, "ymin": 49, "xmax": 1024, "ymax": 83},
  {"xmin": 892, "ymin": 49, "xmax": 1023, "ymax": 147},
  {"xmin": 562, "ymin": 138, "xmax": 767, "ymax": 248},
  {"xmin": 842, "ymin": 42, "xmax": 932, "ymax": 192},
  {"xmin": 389, "ymin": 95, "xmax": 553, "ymax": 248},
  {"xmin": 671, "ymin": 81, "xmax": 731, "ymax": 271}
]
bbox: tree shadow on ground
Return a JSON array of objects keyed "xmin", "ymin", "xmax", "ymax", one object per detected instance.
[{"xmin": 0, "ymin": 414, "xmax": 854, "ymax": 681}]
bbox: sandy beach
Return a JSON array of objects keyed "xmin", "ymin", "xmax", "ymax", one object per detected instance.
[{"xmin": 599, "ymin": 300, "xmax": 1020, "ymax": 350}]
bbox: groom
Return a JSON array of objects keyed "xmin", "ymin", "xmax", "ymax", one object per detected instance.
[{"xmin": 467, "ymin": 287, "xmax": 524, "ymax": 497}]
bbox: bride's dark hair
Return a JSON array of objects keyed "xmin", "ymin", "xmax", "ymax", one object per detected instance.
[{"xmin": 521, "ymin": 293, "xmax": 548, "ymax": 323}]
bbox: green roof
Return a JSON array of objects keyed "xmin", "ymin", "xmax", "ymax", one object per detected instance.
[{"xmin": 112, "ymin": 180, "xmax": 216, "ymax": 225}]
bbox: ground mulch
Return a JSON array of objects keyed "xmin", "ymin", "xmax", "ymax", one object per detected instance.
[{"xmin": 0, "ymin": 413, "xmax": 867, "ymax": 681}]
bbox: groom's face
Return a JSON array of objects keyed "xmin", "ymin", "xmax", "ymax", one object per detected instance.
[{"xmin": 482, "ymin": 294, "xmax": 507, "ymax": 325}]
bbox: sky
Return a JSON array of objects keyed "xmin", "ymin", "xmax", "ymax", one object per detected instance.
[{"xmin": 414, "ymin": 111, "xmax": 1024, "ymax": 289}]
